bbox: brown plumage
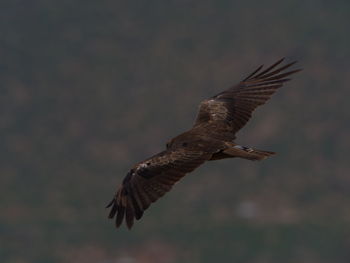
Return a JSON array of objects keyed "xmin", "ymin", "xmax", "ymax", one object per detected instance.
[{"xmin": 107, "ymin": 58, "xmax": 301, "ymax": 229}]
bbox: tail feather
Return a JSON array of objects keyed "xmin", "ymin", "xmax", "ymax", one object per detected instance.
[
  {"xmin": 247, "ymin": 149, "xmax": 275, "ymax": 160},
  {"xmin": 224, "ymin": 145, "xmax": 275, "ymax": 161}
]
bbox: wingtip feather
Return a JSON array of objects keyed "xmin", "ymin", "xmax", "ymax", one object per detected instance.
[
  {"xmin": 116, "ymin": 204, "xmax": 125, "ymax": 228},
  {"xmin": 106, "ymin": 198, "xmax": 115, "ymax": 208},
  {"xmin": 125, "ymin": 199, "xmax": 135, "ymax": 229},
  {"xmin": 243, "ymin": 64, "xmax": 264, "ymax": 81}
]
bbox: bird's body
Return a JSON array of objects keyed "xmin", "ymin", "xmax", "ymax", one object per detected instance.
[{"xmin": 107, "ymin": 58, "xmax": 301, "ymax": 229}]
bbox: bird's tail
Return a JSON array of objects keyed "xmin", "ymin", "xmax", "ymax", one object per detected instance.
[{"xmin": 224, "ymin": 145, "xmax": 276, "ymax": 161}]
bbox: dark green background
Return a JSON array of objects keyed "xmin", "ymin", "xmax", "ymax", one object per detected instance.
[{"xmin": 1, "ymin": 0, "xmax": 350, "ymax": 262}]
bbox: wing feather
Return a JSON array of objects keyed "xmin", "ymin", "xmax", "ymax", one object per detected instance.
[
  {"xmin": 107, "ymin": 149, "xmax": 210, "ymax": 229},
  {"xmin": 194, "ymin": 58, "xmax": 301, "ymax": 138}
]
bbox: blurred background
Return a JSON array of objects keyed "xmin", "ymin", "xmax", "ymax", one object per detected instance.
[{"xmin": 1, "ymin": 0, "xmax": 350, "ymax": 262}]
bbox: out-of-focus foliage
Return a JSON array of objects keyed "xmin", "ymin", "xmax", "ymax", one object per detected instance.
[{"xmin": 1, "ymin": 0, "xmax": 350, "ymax": 262}]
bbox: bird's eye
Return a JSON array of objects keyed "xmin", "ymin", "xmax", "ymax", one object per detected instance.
[{"xmin": 182, "ymin": 142, "xmax": 188, "ymax": 147}]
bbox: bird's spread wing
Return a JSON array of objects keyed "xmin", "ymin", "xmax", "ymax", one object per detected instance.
[
  {"xmin": 107, "ymin": 148, "xmax": 211, "ymax": 229},
  {"xmin": 194, "ymin": 58, "xmax": 301, "ymax": 138}
]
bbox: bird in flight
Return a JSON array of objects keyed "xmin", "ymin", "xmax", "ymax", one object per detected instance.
[{"xmin": 107, "ymin": 58, "xmax": 301, "ymax": 229}]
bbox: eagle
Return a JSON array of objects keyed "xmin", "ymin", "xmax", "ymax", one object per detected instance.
[{"xmin": 107, "ymin": 58, "xmax": 301, "ymax": 229}]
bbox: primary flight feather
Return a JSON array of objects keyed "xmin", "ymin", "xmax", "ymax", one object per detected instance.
[{"xmin": 107, "ymin": 58, "xmax": 301, "ymax": 229}]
